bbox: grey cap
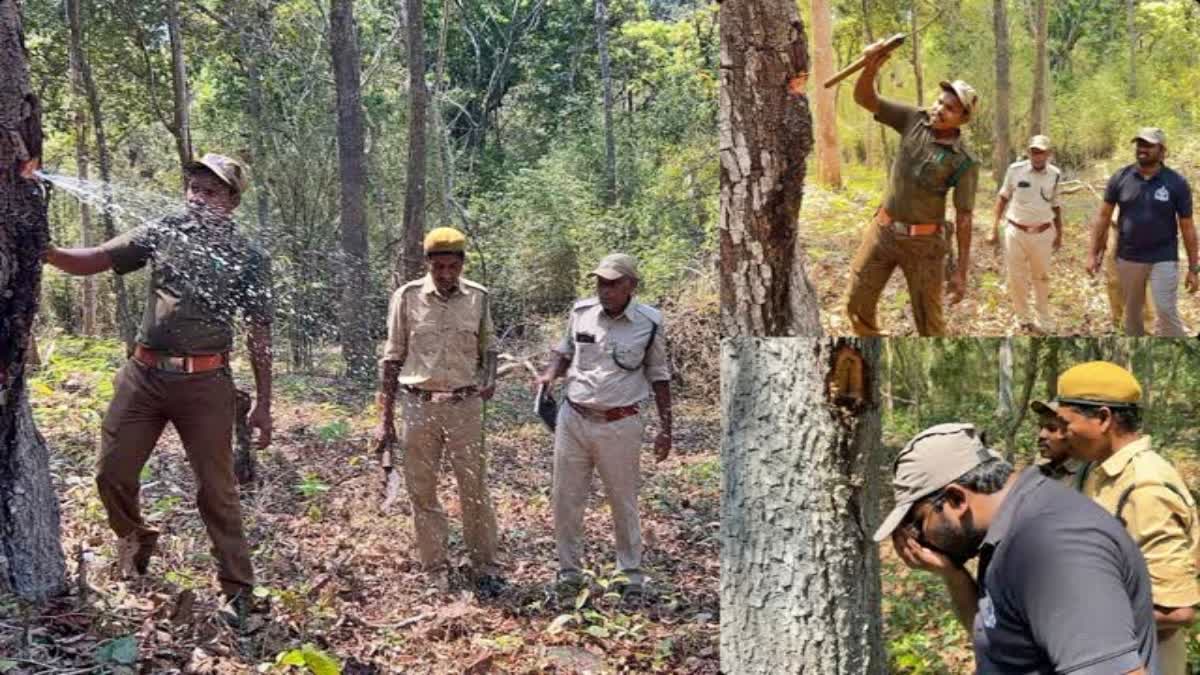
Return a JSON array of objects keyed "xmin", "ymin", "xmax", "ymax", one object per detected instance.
[
  {"xmin": 873, "ymin": 423, "xmax": 1004, "ymax": 542},
  {"xmin": 1029, "ymin": 135, "xmax": 1052, "ymax": 151},
  {"xmin": 1131, "ymin": 127, "xmax": 1166, "ymax": 146},
  {"xmin": 589, "ymin": 253, "xmax": 639, "ymax": 281}
]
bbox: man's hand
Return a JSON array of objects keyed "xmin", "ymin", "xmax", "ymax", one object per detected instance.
[
  {"xmin": 862, "ymin": 38, "xmax": 897, "ymax": 69},
  {"xmin": 373, "ymin": 419, "xmax": 397, "ymax": 455},
  {"xmin": 1186, "ymin": 270, "xmax": 1198, "ymax": 294},
  {"xmin": 893, "ymin": 531, "xmax": 958, "ymax": 578},
  {"xmin": 1052, "ymin": 233, "xmax": 1062, "ymax": 252},
  {"xmin": 653, "ymin": 431, "xmax": 671, "ymax": 463},
  {"xmin": 479, "ymin": 385, "xmax": 496, "ymax": 401},
  {"xmin": 946, "ymin": 270, "xmax": 967, "ymax": 305},
  {"xmin": 248, "ymin": 403, "xmax": 273, "ymax": 450},
  {"xmin": 1086, "ymin": 251, "xmax": 1103, "ymax": 276},
  {"xmin": 532, "ymin": 372, "xmax": 556, "ymax": 396},
  {"xmin": 985, "ymin": 228, "xmax": 999, "ymax": 249}
]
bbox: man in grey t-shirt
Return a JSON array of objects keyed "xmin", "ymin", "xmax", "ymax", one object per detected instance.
[{"xmin": 876, "ymin": 423, "xmax": 1158, "ymax": 674}]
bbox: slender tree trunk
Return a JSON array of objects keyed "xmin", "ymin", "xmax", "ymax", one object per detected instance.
[
  {"xmin": 240, "ymin": 3, "xmax": 273, "ymax": 249},
  {"xmin": 909, "ymin": 3, "xmax": 923, "ymax": 107},
  {"xmin": 330, "ymin": 0, "xmax": 373, "ymax": 380},
  {"xmin": 397, "ymin": 0, "xmax": 428, "ymax": 288},
  {"xmin": 996, "ymin": 337, "xmax": 1014, "ymax": 459},
  {"xmin": 166, "ymin": 0, "xmax": 193, "ymax": 183},
  {"xmin": 1005, "ymin": 339, "xmax": 1039, "ymax": 461},
  {"xmin": 1126, "ymin": 0, "xmax": 1137, "ymax": 99},
  {"xmin": 722, "ymin": 337, "xmax": 885, "ymax": 673},
  {"xmin": 595, "ymin": 0, "xmax": 618, "ymax": 204},
  {"xmin": 1029, "ymin": 0, "xmax": 1048, "ymax": 135},
  {"xmin": 66, "ymin": 0, "xmax": 95, "ymax": 335},
  {"xmin": 811, "ymin": 0, "xmax": 841, "ymax": 188},
  {"xmin": 719, "ymin": 0, "xmax": 821, "ymax": 337},
  {"xmin": 992, "ymin": 0, "xmax": 1011, "ymax": 188},
  {"xmin": 1043, "ymin": 336, "xmax": 1058, "ymax": 399},
  {"xmin": 0, "ymin": 0, "xmax": 67, "ymax": 600}
]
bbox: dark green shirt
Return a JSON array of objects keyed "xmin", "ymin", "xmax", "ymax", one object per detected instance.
[
  {"xmin": 875, "ymin": 98, "xmax": 978, "ymax": 225},
  {"xmin": 102, "ymin": 214, "xmax": 272, "ymax": 354}
]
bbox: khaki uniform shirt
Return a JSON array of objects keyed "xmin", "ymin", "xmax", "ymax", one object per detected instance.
[
  {"xmin": 382, "ymin": 275, "xmax": 494, "ymax": 392},
  {"xmin": 1035, "ymin": 456, "xmax": 1085, "ymax": 487},
  {"xmin": 102, "ymin": 215, "xmax": 272, "ymax": 354},
  {"xmin": 999, "ymin": 159, "xmax": 1061, "ymax": 226},
  {"xmin": 1081, "ymin": 436, "xmax": 1200, "ymax": 609},
  {"xmin": 875, "ymin": 98, "xmax": 979, "ymax": 225},
  {"xmin": 553, "ymin": 298, "xmax": 670, "ymax": 410}
]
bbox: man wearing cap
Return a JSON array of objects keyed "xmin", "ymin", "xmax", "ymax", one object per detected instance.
[
  {"xmin": 45, "ymin": 153, "xmax": 273, "ymax": 623},
  {"xmin": 880, "ymin": 423, "xmax": 1159, "ymax": 674},
  {"xmin": 844, "ymin": 40, "xmax": 980, "ymax": 336},
  {"xmin": 534, "ymin": 253, "xmax": 671, "ymax": 598},
  {"xmin": 989, "ymin": 135, "xmax": 1064, "ymax": 334},
  {"xmin": 1088, "ymin": 127, "xmax": 1198, "ymax": 336},
  {"xmin": 374, "ymin": 227, "xmax": 503, "ymax": 596},
  {"xmin": 1029, "ymin": 399, "xmax": 1085, "ymax": 486},
  {"xmin": 1051, "ymin": 361, "xmax": 1199, "ymax": 674}
]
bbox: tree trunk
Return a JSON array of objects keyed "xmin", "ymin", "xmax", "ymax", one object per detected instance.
[
  {"xmin": 722, "ymin": 338, "xmax": 885, "ymax": 673},
  {"xmin": 909, "ymin": 3, "xmax": 923, "ymax": 107},
  {"xmin": 811, "ymin": 0, "xmax": 841, "ymax": 188},
  {"xmin": 992, "ymin": 0, "xmax": 1011, "ymax": 188},
  {"xmin": 1029, "ymin": 0, "xmax": 1048, "ymax": 135},
  {"xmin": 1005, "ymin": 339, "xmax": 1039, "ymax": 461},
  {"xmin": 66, "ymin": 0, "xmax": 95, "ymax": 335},
  {"xmin": 1043, "ymin": 336, "xmax": 1058, "ymax": 399},
  {"xmin": 1126, "ymin": 0, "xmax": 1136, "ymax": 99},
  {"xmin": 595, "ymin": 0, "xmax": 618, "ymax": 204},
  {"xmin": 0, "ymin": 0, "xmax": 67, "ymax": 600},
  {"xmin": 330, "ymin": 0, "xmax": 373, "ymax": 380},
  {"xmin": 239, "ymin": 3, "xmax": 273, "ymax": 249},
  {"xmin": 166, "ymin": 0, "xmax": 193, "ymax": 183},
  {"xmin": 719, "ymin": 0, "xmax": 821, "ymax": 337},
  {"xmin": 397, "ymin": 0, "xmax": 428, "ymax": 289},
  {"xmin": 996, "ymin": 337, "xmax": 1014, "ymax": 459}
]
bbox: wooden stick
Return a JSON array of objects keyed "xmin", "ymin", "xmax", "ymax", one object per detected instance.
[{"xmin": 823, "ymin": 34, "xmax": 906, "ymax": 89}]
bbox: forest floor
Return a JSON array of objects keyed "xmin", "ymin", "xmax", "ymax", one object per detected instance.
[
  {"xmin": 803, "ymin": 158, "xmax": 1200, "ymax": 337},
  {"xmin": 0, "ymin": 328, "xmax": 719, "ymax": 674}
]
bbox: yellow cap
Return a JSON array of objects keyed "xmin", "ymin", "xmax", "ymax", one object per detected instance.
[
  {"xmin": 1056, "ymin": 361, "xmax": 1142, "ymax": 408},
  {"xmin": 424, "ymin": 227, "xmax": 466, "ymax": 254}
]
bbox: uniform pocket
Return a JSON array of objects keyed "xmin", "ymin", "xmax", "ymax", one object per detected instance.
[{"xmin": 611, "ymin": 340, "xmax": 647, "ymax": 371}]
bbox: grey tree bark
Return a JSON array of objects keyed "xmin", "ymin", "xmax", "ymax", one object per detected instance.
[
  {"xmin": 811, "ymin": 0, "xmax": 841, "ymax": 188},
  {"xmin": 719, "ymin": 0, "xmax": 822, "ymax": 337},
  {"xmin": 397, "ymin": 0, "xmax": 428, "ymax": 288},
  {"xmin": 595, "ymin": 0, "xmax": 618, "ymax": 204},
  {"xmin": 721, "ymin": 337, "xmax": 885, "ymax": 673},
  {"xmin": 330, "ymin": 0, "xmax": 374, "ymax": 379},
  {"xmin": 992, "ymin": 0, "xmax": 1011, "ymax": 187},
  {"xmin": 1029, "ymin": 0, "xmax": 1048, "ymax": 135},
  {"xmin": 166, "ymin": 0, "xmax": 193, "ymax": 183},
  {"xmin": 0, "ymin": 0, "xmax": 67, "ymax": 601}
]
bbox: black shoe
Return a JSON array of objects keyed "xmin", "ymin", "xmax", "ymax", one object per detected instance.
[
  {"xmin": 475, "ymin": 574, "xmax": 508, "ymax": 599},
  {"xmin": 218, "ymin": 591, "xmax": 265, "ymax": 631}
]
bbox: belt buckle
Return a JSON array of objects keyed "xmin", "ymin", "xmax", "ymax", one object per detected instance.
[{"xmin": 161, "ymin": 356, "xmax": 187, "ymax": 373}]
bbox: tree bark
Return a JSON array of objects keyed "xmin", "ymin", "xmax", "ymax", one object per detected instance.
[
  {"xmin": 909, "ymin": 3, "xmax": 923, "ymax": 107},
  {"xmin": 722, "ymin": 338, "xmax": 885, "ymax": 673},
  {"xmin": 719, "ymin": 0, "xmax": 821, "ymax": 337},
  {"xmin": 66, "ymin": 0, "xmax": 95, "ymax": 335},
  {"xmin": 1029, "ymin": 0, "xmax": 1048, "ymax": 135},
  {"xmin": 1126, "ymin": 0, "xmax": 1137, "ymax": 99},
  {"xmin": 811, "ymin": 0, "xmax": 841, "ymax": 188},
  {"xmin": 166, "ymin": 0, "xmax": 193, "ymax": 183},
  {"xmin": 1004, "ymin": 339, "xmax": 1039, "ymax": 461},
  {"xmin": 992, "ymin": 0, "xmax": 1011, "ymax": 188},
  {"xmin": 1042, "ymin": 336, "xmax": 1058, "ymax": 399},
  {"xmin": 0, "ymin": 0, "xmax": 67, "ymax": 601},
  {"xmin": 330, "ymin": 0, "xmax": 373, "ymax": 380},
  {"xmin": 996, "ymin": 337, "xmax": 1014, "ymax": 459},
  {"xmin": 595, "ymin": 0, "xmax": 618, "ymax": 204},
  {"xmin": 397, "ymin": 0, "xmax": 428, "ymax": 289}
]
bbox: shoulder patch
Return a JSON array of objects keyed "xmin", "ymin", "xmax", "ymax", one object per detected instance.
[{"xmin": 572, "ymin": 298, "xmax": 600, "ymax": 312}]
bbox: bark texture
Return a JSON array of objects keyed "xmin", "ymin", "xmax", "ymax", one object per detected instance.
[
  {"xmin": 397, "ymin": 0, "xmax": 428, "ymax": 288},
  {"xmin": 721, "ymin": 337, "xmax": 885, "ymax": 673},
  {"xmin": 992, "ymin": 0, "xmax": 1011, "ymax": 187},
  {"xmin": 166, "ymin": 0, "xmax": 193, "ymax": 180},
  {"xmin": 1029, "ymin": 0, "xmax": 1048, "ymax": 135},
  {"xmin": 811, "ymin": 0, "xmax": 840, "ymax": 188},
  {"xmin": 596, "ymin": 0, "xmax": 618, "ymax": 204}
]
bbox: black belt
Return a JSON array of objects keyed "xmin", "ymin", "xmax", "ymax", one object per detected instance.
[{"xmin": 403, "ymin": 385, "xmax": 478, "ymax": 402}]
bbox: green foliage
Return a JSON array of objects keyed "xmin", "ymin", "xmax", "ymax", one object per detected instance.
[
  {"xmin": 95, "ymin": 635, "xmax": 138, "ymax": 666},
  {"xmin": 273, "ymin": 644, "xmax": 341, "ymax": 675},
  {"xmin": 295, "ymin": 473, "xmax": 332, "ymax": 499}
]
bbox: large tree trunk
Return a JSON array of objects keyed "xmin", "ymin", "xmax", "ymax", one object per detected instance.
[
  {"xmin": 811, "ymin": 0, "xmax": 841, "ymax": 188},
  {"xmin": 330, "ymin": 0, "xmax": 373, "ymax": 380},
  {"xmin": 0, "ymin": 0, "xmax": 67, "ymax": 601},
  {"xmin": 718, "ymin": 1, "xmax": 821, "ymax": 337},
  {"xmin": 595, "ymin": 0, "xmax": 618, "ymax": 204},
  {"xmin": 1029, "ymin": 0, "xmax": 1048, "ymax": 135},
  {"xmin": 66, "ymin": 0, "xmax": 95, "ymax": 335},
  {"xmin": 992, "ymin": 0, "xmax": 1010, "ymax": 188},
  {"xmin": 721, "ymin": 338, "xmax": 885, "ymax": 673},
  {"xmin": 396, "ymin": 0, "xmax": 428, "ymax": 289},
  {"xmin": 166, "ymin": 0, "xmax": 193, "ymax": 183}
]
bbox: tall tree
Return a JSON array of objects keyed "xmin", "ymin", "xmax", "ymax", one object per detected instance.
[
  {"xmin": 811, "ymin": 0, "xmax": 841, "ymax": 188},
  {"xmin": 0, "ymin": 0, "xmax": 67, "ymax": 601},
  {"xmin": 992, "ymin": 0, "xmax": 1010, "ymax": 187},
  {"xmin": 718, "ymin": 1, "xmax": 821, "ymax": 336},
  {"xmin": 595, "ymin": 0, "xmax": 618, "ymax": 204},
  {"xmin": 908, "ymin": 3, "xmax": 923, "ymax": 107},
  {"xmin": 330, "ymin": 0, "xmax": 373, "ymax": 379},
  {"xmin": 165, "ymin": 0, "xmax": 193, "ymax": 182},
  {"xmin": 1029, "ymin": 0, "xmax": 1048, "ymax": 135},
  {"xmin": 1126, "ymin": 0, "xmax": 1137, "ymax": 99},
  {"xmin": 397, "ymin": 0, "xmax": 428, "ymax": 288},
  {"xmin": 65, "ymin": 0, "xmax": 95, "ymax": 335},
  {"xmin": 722, "ymin": 337, "xmax": 885, "ymax": 673}
]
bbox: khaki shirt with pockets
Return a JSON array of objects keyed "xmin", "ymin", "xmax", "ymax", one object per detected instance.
[
  {"xmin": 381, "ymin": 274, "xmax": 494, "ymax": 391},
  {"xmin": 999, "ymin": 159, "xmax": 1062, "ymax": 226},
  {"xmin": 1081, "ymin": 436, "xmax": 1200, "ymax": 609},
  {"xmin": 553, "ymin": 298, "xmax": 670, "ymax": 410},
  {"xmin": 875, "ymin": 98, "xmax": 978, "ymax": 225}
]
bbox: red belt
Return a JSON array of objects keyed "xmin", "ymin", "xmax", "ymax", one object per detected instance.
[
  {"xmin": 567, "ymin": 399, "xmax": 639, "ymax": 423},
  {"xmin": 876, "ymin": 207, "xmax": 940, "ymax": 236},
  {"xmin": 133, "ymin": 345, "xmax": 227, "ymax": 373},
  {"xmin": 1008, "ymin": 219, "xmax": 1052, "ymax": 234}
]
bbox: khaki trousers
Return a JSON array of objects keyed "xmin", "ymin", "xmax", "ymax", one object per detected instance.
[
  {"xmin": 98, "ymin": 360, "xmax": 253, "ymax": 596},
  {"xmin": 846, "ymin": 221, "xmax": 949, "ymax": 336},
  {"xmin": 1004, "ymin": 224, "xmax": 1055, "ymax": 330},
  {"xmin": 1115, "ymin": 258, "xmax": 1186, "ymax": 336},
  {"xmin": 1159, "ymin": 625, "xmax": 1189, "ymax": 675},
  {"xmin": 1105, "ymin": 237, "xmax": 1155, "ymax": 330},
  {"xmin": 401, "ymin": 393, "xmax": 498, "ymax": 573},
  {"xmin": 552, "ymin": 403, "xmax": 644, "ymax": 582}
]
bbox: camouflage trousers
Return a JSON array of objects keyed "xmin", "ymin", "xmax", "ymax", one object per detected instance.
[{"xmin": 846, "ymin": 220, "xmax": 950, "ymax": 336}]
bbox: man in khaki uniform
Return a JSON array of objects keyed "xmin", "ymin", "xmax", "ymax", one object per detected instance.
[
  {"xmin": 374, "ymin": 227, "xmax": 502, "ymax": 596},
  {"xmin": 1051, "ymin": 361, "xmax": 1200, "ymax": 674},
  {"xmin": 989, "ymin": 135, "xmax": 1064, "ymax": 334},
  {"xmin": 845, "ymin": 39, "xmax": 980, "ymax": 336},
  {"xmin": 535, "ymin": 253, "xmax": 671, "ymax": 596},
  {"xmin": 1029, "ymin": 399, "xmax": 1085, "ymax": 486},
  {"xmin": 45, "ymin": 153, "xmax": 273, "ymax": 624}
]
